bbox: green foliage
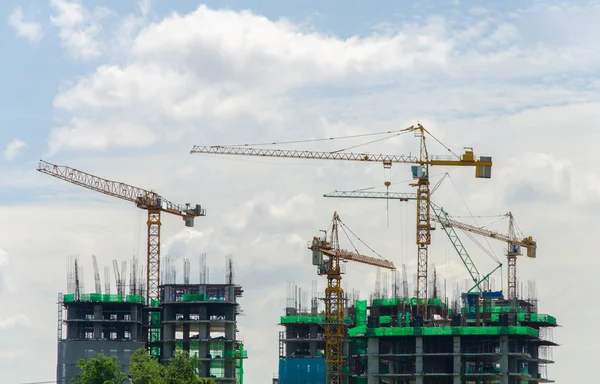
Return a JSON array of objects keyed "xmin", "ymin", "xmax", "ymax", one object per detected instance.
[
  {"xmin": 73, "ymin": 349, "xmax": 217, "ymax": 384},
  {"xmin": 166, "ymin": 351, "xmax": 202, "ymax": 384},
  {"xmin": 129, "ymin": 348, "xmax": 215, "ymax": 384},
  {"xmin": 70, "ymin": 353, "xmax": 128, "ymax": 384},
  {"xmin": 129, "ymin": 348, "xmax": 168, "ymax": 384}
]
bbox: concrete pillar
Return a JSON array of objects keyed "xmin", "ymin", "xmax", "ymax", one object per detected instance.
[
  {"xmin": 367, "ymin": 337, "xmax": 379, "ymax": 384},
  {"xmin": 499, "ymin": 336, "xmax": 509, "ymax": 384},
  {"xmin": 93, "ymin": 305, "xmax": 102, "ymax": 339},
  {"xmin": 453, "ymin": 336, "xmax": 461, "ymax": 384},
  {"xmin": 309, "ymin": 325, "xmax": 318, "ymax": 356},
  {"xmin": 130, "ymin": 305, "xmax": 138, "ymax": 340},
  {"xmin": 415, "ymin": 336, "xmax": 424, "ymax": 384}
]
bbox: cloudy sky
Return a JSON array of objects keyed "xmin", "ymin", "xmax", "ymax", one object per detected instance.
[{"xmin": 2, "ymin": 0, "xmax": 598, "ymax": 382}]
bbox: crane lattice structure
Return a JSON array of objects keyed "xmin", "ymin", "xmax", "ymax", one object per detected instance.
[
  {"xmin": 435, "ymin": 210, "xmax": 536, "ymax": 301},
  {"xmin": 191, "ymin": 123, "xmax": 492, "ymax": 319},
  {"xmin": 323, "ymin": 190, "xmax": 535, "ymax": 300},
  {"xmin": 309, "ymin": 211, "xmax": 395, "ymax": 384},
  {"xmin": 322, "ymin": 190, "xmax": 503, "ymax": 294},
  {"xmin": 37, "ymin": 160, "xmax": 206, "ymax": 301}
]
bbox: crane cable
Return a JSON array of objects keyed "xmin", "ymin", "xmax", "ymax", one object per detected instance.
[
  {"xmin": 225, "ymin": 127, "xmax": 413, "ymax": 147},
  {"xmin": 337, "ymin": 217, "xmax": 388, "ymax": 261},
  {"xmin": 421, "ymin": 126, "xmax": 461, "ymax": 158},
  {"xmin": 447, "ymin": 174, "xmax": 499, "ymax": 261}
]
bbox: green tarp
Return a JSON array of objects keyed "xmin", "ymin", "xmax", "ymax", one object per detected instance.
[
  {"xmin": 350, "ymin": 325, "xmax": 539, "ymax": 338},
  {"xmin": 63, "ymin": 293, "xmax": 145, "ymax": 304}
]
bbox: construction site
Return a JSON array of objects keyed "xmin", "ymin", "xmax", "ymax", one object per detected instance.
[{"xmin": 40, "ymin": 124, "xmax": 558, "ymax": 384}]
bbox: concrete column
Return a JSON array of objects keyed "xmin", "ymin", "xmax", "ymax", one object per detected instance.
[
  {"xmin": 499, "ymin": 336, "xmax": 508, "ymax": 384},
  {"xmin": 183, "ymin": 323, "xmax": 190, "ymax": 352},
  {"xmin": 309, "ymin": 325, "xmax": 318, "ymax": 356},
  {"xmin": 415, "ymin": 337, "xmax": 423, "ymax": 384},
  {"xmin": 450, "ymin": 336, "xmax": 460, "ymax": 384},
  {"xmin": 130, "ymin": 305, "xmax": 138, "ymax": 340},
  {"xmin": 367, "ymin": 337, "xmax": 379, "ymax": 384},
  {"xmin": 93, "ymin": 305, "xmax": 102, "ymax": 339}
]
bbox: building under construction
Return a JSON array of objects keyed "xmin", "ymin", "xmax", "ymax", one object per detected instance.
[
  {"xmin": 277, "ymin": 276, "xmax": 558, "ymax": 384},
  {"xmin": 56, "ymin": 254, "xmax": 247, "ymax": 384}
]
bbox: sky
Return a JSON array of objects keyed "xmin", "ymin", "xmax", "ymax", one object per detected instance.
[{"xmin": 2, "ymin": 0, "xmax": 599, "ymax": 382}]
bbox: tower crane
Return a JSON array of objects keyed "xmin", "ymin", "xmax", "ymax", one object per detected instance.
[
  {"xmin": 310, "ymin": 211, "xmax": 395, "ymax": 384},
  {"xmin": 324, "ymin": 190, "xmax": 535, "ymax": 300},
  {"xmin": 37, "ymin": 160, "xmax": 206, "ymax": 301},
  {"xmin": 323, "ymin": 190, "xmax": 502, "ymax": 294},
  {"xmin": 434, "ymin": 210, "xmax": 535, "ymax": 301},
  {"xmin": 191, "ymin": 123, "xmax": 492, "ymax": 319}
]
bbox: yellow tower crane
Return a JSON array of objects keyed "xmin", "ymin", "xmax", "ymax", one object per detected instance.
[
  {"xmin": 434, "ymin": 211, "xmax": 536, "ymax": 301},
  {"xmin": 323, "ymin": 190, "xmax": 535, "ymax": 301},
  {"xmin": 191, "ymin": 123, "xmax": 492, "ymax": 319},
  {"xmin": 37, "ymin": 160, "xmax": 206, "ymax": 301},
  {"xmin": 309, "ymin": 211, "xmax": 395, "ymax": 384}
]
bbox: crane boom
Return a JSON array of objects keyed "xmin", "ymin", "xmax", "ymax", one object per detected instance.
[
  {"xmin": 37, "ymin": 160, "xmax": 207, "ymax": 302},
  {"xmin": 37, "ymin": 160, "xmax": 204, "ymax": 220},
  {"xmin": 435, "ymin": 214, "xmax": 537, "ymax": 254},
  {"xmin": 323, "ymin": 190, "xmax": 501, "ymax": 293},
  {"xmin": 190, "ymin": 145, "xmax": 491, "ymax": 169},
  {"xmin": 192, "ymin": 124, "xmax": 492, "ymax": 321},
  {"xmin": 318, "ymin": 247, "xmax": 395, "ymax": 270}
]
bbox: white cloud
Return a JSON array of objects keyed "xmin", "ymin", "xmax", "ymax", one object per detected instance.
[
  {"xmin": 8, "ymin": 6, "xmax": 44, "ymax": 42},
  {"xmin": 49, "ymin": 5, "xmax": 452, "ymax": 152},
  {"xmin": 138, "ymin": 0, "xmax": 151, "ymax": 16},
  {"xmin": 0, "ymin": 248, "xmax": 8, "ymax": 292},
  {"xmin": 9, "ymin": 2, "xmax": 600, "ymax": 383},
  {"xmin": 49, "ymin": 0, "xmax": 103, "ymax": 60},
  {"xmin": 3, "ymin": 139, "xmax": 27, "ymax": 161},
  {"xmin": 0, "ymin": 314, "xmax": 31, "ymax": 330}
]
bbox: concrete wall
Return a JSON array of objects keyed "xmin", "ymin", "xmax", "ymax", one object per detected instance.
[{"xmin": 56, "ymin": 340, "xmax": 145, "ymax": 384}]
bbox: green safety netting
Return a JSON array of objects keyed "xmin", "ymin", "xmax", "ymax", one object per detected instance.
[
  {"xmin": 355, "ymin": 339, "xmax": 367, "ymax": 354},
  {"xmin": 351, "ymin": 326, "xmax": 538, "ymax": 338},
  {"xmin": 280, "ymin": 316, "xmax": 353, "ymax": 324},
  {"xmin": 379, "ymin": 316, "xmax": 391, "ymax": 325},
  {"xmin": 348, "ymin": 325, "xmax": 367, "ymax": 337},
  {"xmin": 182, "ymin": 293, "xmax": 206, "ymax": 301},
  {"xmin": 356, "ymin": 300, "xmax": 367, "ymax": 326},
  {"xmin": 461, "ymin": 305, "xmax": 525, "ymax": 314},
  {"xmin": 181, "ymin": 293, "xmax": 227, "ymax": 302},
  {"xmin": 63, "ymin": 293, "xmax": 145, "ymax": 304},
  {"xmin": 371, "ymin": 297, "xmax": 446, "ymax": 309},
  {"xmin": 517, "ymin": 313, "xmax": 557, "ymax": 325}
]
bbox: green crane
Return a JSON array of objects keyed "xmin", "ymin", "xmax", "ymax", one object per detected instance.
[{"xmin": 322, "ymin": 190, "xmax": 502, "ymax": 294}]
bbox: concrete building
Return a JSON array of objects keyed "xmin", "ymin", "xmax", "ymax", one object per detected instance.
[
  {"xmin": 159, "ymin": 283, "xmax": 247, "ymax": 382},
  {"xmin": 348, "ymin": 295, "xmax": 558, "ymax": 384},
  {"xmin": 57, "ymin": 256, "xmax": 247, "ymax": 384},
  {"xmin": 56, "ymin": 292, "xmax": 146, "ymax": 383},
  {"xmin": 277, "ymin": 283, "xmax": 360, "ymax": 384}
]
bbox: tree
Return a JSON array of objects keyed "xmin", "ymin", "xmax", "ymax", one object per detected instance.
[
  {"xmin": 166, "ymin": 351, "xmax": 202, "ymax": 384},
  {"xmin": 70, "ymin": 353, "xmax": 128, "ymax": 384},
  {"xmin": 129, "ymin": 348, "xmax": 168, "ymax": 384},
  {"xmin": 129, "ymin": 349, "xmax": 215, "ymax": 384}
]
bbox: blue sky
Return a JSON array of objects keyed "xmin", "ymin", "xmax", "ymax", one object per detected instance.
[{"xmin": 2, "ymin": 0, "xmax": 600, "ymax": 383}]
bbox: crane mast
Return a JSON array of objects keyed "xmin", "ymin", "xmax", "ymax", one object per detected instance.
[
  {"xmin": 37, "ymin": 160, "xmax": 206, "ymax": 301},
  {"xmin": 331, "ymin": 189, "xmax": 535, "ymax": 300},
  {"xmin": 191, "ymin": 123, "xmax": 492, "ymax": 320},
  {"xmin": 322, "ymin": 190, "xmax": 503, "ymax": 293},
  {"xmin": 309, "ymin": 212, "xmax": 395, "ymax": 384}
]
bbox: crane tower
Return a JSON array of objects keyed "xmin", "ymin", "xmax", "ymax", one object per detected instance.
[{"xmin": 37, "ymin": 160, "xmax": 206, "ymax": 301}]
